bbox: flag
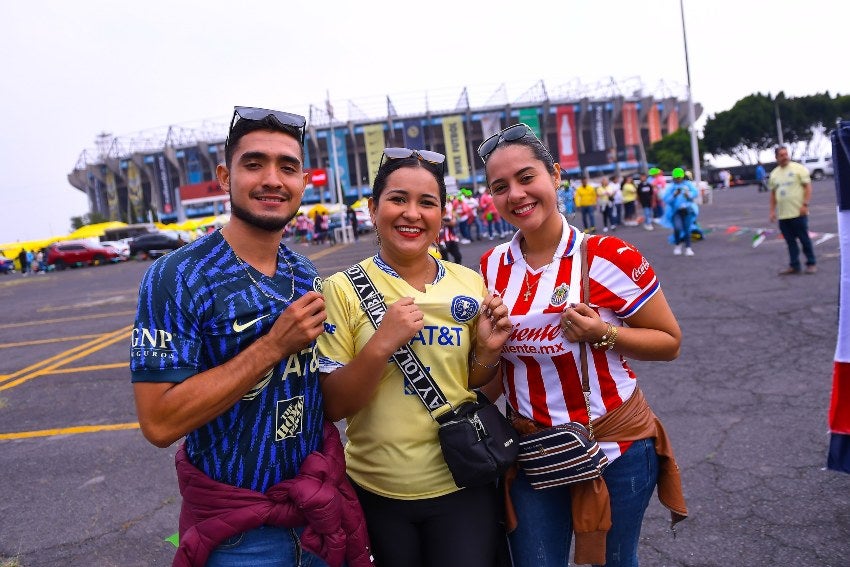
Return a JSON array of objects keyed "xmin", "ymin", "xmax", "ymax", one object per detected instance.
[
  {"xmin": 828, "ymin": 120, "xmax": 850, "ymax": 473},
  {"xmin": 751, "ymin": 229, "xmax": 766, "ymax": 248}
]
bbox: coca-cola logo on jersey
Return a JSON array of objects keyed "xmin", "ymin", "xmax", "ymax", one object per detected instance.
[{"xmin": 631, "ymin": 257, "xmax": 650, "ymax": 281}]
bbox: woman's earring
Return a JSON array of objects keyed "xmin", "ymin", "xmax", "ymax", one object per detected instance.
[{"xmin": 374, "ymin": 226, "xmax": 381, "ymax": 247}]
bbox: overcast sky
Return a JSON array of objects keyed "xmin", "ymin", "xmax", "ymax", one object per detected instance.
[{"xmin": 1, "ymin": 0, "xmax": 847, "ymax": 245}]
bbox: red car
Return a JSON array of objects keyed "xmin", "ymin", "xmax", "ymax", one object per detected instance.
[{"xmin": 46, "ymin": 240, "xmax": 120, "ymax": 270}]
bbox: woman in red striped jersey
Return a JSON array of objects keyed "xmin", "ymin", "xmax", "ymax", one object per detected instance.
[{"xmin": 477, "ymin": 123, "xmax": 688, "ymax": 567}]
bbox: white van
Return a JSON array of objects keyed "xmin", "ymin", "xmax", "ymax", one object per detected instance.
[{"xmin": 801, "ymin": 155, "xmax": 834, "ymax": 180}]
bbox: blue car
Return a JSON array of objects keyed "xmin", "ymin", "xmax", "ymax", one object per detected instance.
[{"xmin": 0, "ymin": 254, "xmax": 15, "ymax": 274}]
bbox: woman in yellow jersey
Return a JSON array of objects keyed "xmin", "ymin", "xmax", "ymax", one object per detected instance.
[{"xmin": 318, "ymin": 148, "xmax": 513, "ymax": 567}]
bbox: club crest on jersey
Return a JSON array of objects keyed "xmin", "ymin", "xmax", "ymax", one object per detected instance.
[
  {"xmin": 313, "ymin": 277, "xmax": 323, "ymax": 293},
  {"xmin": 550, "ymin": 283, "xmax": 570, "ymax": 307},
  {"xmin": 275, "ymin": 395, "xmax": 304, "ymax": 441},
  {"xmin": 451, "ymin": 295, "xmax": 479, "ymax": 323}
]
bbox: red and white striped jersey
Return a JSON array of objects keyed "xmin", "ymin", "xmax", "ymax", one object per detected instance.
[{"xmin": 479, "ymin": 215, "xmax": 660, "ymax": 462}]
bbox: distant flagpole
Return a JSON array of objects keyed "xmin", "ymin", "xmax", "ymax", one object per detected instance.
[{"xmin": 326, "ymin": 91, "xmax": 350, "ymax": 243}]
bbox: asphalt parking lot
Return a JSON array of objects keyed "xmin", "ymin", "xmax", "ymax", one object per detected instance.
[{"xmin": 1, "ymin": 179, "xmax": 848, "ymax": 566}]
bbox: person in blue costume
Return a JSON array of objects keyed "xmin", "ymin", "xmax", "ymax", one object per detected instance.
[{"xmin": 661, "ymin": 167, "xmax": 700, "ymax": 256}]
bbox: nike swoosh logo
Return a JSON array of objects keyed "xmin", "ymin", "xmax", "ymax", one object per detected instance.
[{"xmin": 233, "ymin": 314, "xmax": 271, "ymax": 333}]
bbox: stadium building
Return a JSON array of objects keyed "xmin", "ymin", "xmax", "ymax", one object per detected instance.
[{"xmin": 67, "ymin": 79, "xmax": 700, "ymax": 224}]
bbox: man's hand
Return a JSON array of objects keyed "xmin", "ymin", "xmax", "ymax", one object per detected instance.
[{"xmin": 265, "ymin": 291, "xmax": 326, "ymax": 357}]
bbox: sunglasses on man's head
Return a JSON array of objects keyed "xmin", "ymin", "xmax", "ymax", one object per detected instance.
[
  {"xmin": 228, "ymin": 106, "xmax": 307, "ymax": 144},
  {"xmin": 477, "ymin": 123, "xmax": 538, "ymax": 162},
  {"xmin": 380, "ymin": 147, "xmax": 446, "ymax": 169}
]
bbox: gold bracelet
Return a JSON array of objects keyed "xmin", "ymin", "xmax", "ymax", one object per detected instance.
[
  {"xmin": 591, "ymin": 323, "xmax": 619, "ymax": 351},
  {"xmin": 471, "ymin": 350, "xmax": 500, "ymax": 369}
]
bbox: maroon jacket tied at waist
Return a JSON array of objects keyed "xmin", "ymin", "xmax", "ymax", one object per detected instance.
[{"xmin": 173, "ymin": 421, "xmax": 373, "ymax": 567}]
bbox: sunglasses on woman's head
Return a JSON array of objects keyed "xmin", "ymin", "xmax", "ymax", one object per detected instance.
[
  {"xmin": 380, "ymin": 147, "xmax": 446, "ymax": 169},
  {"xmin": 477, "ymin": 123, "xmax": 537, "ymax": 162}
]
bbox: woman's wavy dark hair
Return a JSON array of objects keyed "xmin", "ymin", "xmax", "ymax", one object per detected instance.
[
  {"xmin": 483, "ymin": 134, "xmax": 557, "ymax": 183},
  {"xmin": 372, "ymin": 156, "xmax": 447, "ymax": 208}
]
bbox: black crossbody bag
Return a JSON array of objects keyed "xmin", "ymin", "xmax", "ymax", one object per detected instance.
[{"xmin": 344, "ymin": 263, "xmax": 518, "ymax": 488}]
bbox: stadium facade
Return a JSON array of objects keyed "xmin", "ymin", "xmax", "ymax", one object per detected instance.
[{"xmin": 67, "ymin": 80, "xmax": 700, "ymax": 224}]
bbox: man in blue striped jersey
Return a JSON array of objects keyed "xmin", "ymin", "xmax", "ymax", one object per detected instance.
[{"xmin": 130, "ymin": 108, "xmax": 369, "ymax": 566}]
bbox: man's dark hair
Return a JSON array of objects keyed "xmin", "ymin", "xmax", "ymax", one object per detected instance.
[{"xmin": 224, "ymin": 116, "xmax": 304, "ymax": 167}]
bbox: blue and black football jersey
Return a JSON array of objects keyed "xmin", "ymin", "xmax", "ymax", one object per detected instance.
[{"xmin": 130, "ymin": 230, "xmax": 324, "ymax": 492}]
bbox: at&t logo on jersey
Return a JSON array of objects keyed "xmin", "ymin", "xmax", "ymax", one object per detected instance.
[{"xmin": 451, "ymin": 295, "xmax": 479, "ymax": 323}]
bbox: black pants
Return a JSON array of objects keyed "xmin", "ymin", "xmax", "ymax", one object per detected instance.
[
  {"xmin": 439, "ymin": 241, "xmax": 462, "ymax": 264},
  {"xmin": 352, "ymin": 480, "xmax": 507, "ymax": 567}
]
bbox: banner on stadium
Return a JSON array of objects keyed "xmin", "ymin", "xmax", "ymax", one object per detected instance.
[
  {"xmin": 326, "ymin": 128, "xmax": 351, "ymax": 198},
  {"xmin": 648, "ymin": 104, "xmax": 662, "ymax": 144},
  {"xmin": 442, "ymin": 115, "xmax": 470, "ymax": 180},
  {"xmin": 667, "ymin": 105, "xmax": 680, "ymax": 134},
  {"xmin": 185, "ymin": 148, "xmax": 203, "ymax": 184},
  {"xmin": 622, "ymin": 102, "xmax": 641, "ymax": 147},
  {"xmin": 89, "ymin": 173, "xmax": 106, "ymax": 217},
  {"xmin": 126, "ymin": 162, "xmax": 144, "ymax": 222},
  {"xmin": 480, "ymin": 112, "xmax": 502, "ymax": 140},
  {"xmin": 518, "ymin": 108, "xmax": 541, "ymax": 137},
  {"xmin": 363, "ymin": 123, "xmax": 386, "ymax": 186},
  {"xmin": 402, "ymin": 120, "xmax": 425, "ymax": 150},
  {"xmin": 555, "ymin": 105, "xmax": 579, "ymax": 171},
  {"xmin": 590, "ymin": 103, "xmax": 612, "ymax": 152},
  {"xmin": 105, "ymin": 170, "xmax": 118, "ymax": 220},
  {"xmin": 153, "ymin": 153, "xmax": 177, "ymax": 215}
]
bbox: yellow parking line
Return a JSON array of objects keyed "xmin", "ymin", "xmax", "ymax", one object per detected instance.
[
  {"xmin": 0, "ymin": 334, "xmax": 104, "ymax": 349},
  {"xmin": 0, "ymin": 311, "xmax": 136, "ymax": 330},
  {"xmin": 0, "ymin": 326, "xmax": 131, "ymax": 390},
  {"xmin": 0, "ymin": 422, "xmax": 140, "ymax": 440},
  {"xmin": 47, "ymin": 363, "xmax": 127, "ymax": 374},
  {"xmin": 309, "ymin": 243, "xmax": 350, "ymax": 261}
]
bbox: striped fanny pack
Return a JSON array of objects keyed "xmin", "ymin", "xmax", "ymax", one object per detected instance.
[{"xmin": 515, "ymin": 421, "xmax": 607, "ymax": 488}]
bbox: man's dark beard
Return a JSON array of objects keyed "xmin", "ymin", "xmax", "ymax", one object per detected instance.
[{"xmin": 229, "ymin": 198, "xmax": 295, "ymax": 232}]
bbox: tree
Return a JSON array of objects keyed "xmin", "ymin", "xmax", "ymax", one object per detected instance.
[
  {"xmin": 646, "ymin": 128, "xmax": 705, "ymax": 172},
  {"xmin": 70, "ymin": 212, "xmax": 109, "ymax": 230},
  {"xmin": 703, "ymin": 91, "xmax": 847, "ymax": 163}
]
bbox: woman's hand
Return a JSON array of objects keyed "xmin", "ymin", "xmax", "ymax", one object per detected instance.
[
  {"xmin": 476, "ymin": 293, "xmax": 512, "ymax": 353},
  {"xmin": 371, "ymin": 296, "xmax": 424, "ymax": 356},
  {"xmin": 560, "ymin": 302, "xmax": 607, "ymax": 343}
]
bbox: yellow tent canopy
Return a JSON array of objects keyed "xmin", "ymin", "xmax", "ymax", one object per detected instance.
[{"xmin": 65, "ymin": 221, "xmax": 128, "ymax": 240}]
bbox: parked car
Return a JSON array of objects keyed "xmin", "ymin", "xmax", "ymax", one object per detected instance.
[
  {"xmin": 100, "ymin": 240, "xmax": 130, "ymax": 260},
  {"xmin": 45, "ymin": 241, "xmax": 121, "ymax": 270},
  {"xmin": 128, "ymin": 232, "xmax": 185, "ymax": 258},
  {"xmin": 0, "ymin": 253, "xmax": 15, "ymax": 274},
  {"xmin": 801, "ymin": 155, "xmax": 834, "ymax": 180}
]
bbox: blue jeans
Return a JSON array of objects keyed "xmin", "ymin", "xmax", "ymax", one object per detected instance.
[
  {"xmin": 778, "ymin": 215, "xmax": 816, "ymax": 270},
  {"xmin": 206, "ymin": 525, "xmax": 333, "ymax": 567},
  {"xmin": 508, "ymin": 438, "xmax": 659, "ymax": 567},
  {"xmin": 642, "ymin": 206, "xmax": 653, "ymax": 226},
  {"xmin": 580, "ymin": 206, "xmax": 596, "ymax": 230},
  {"xmin": 672, "ymin": 209, "xmax": 694, "ymax": 246}
]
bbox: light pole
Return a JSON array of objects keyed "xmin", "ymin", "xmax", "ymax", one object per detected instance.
[
  {"xmin": 679, "ymin": 0, "xmax": 702, "ymax": 188},
  {"xmin": 326, "ymin": 92, "xmax": 351, "ymax": 244}
]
